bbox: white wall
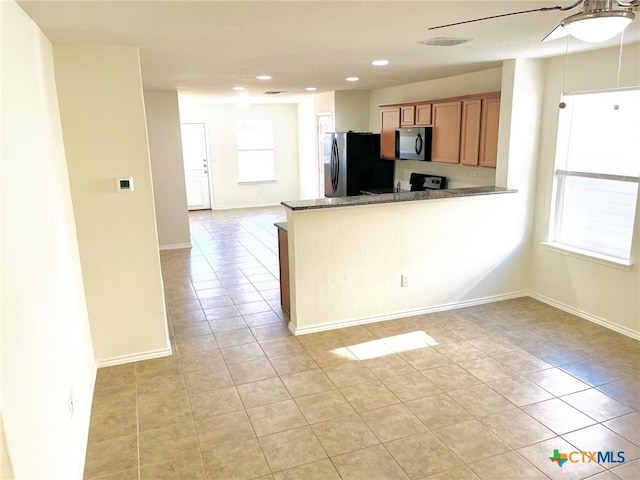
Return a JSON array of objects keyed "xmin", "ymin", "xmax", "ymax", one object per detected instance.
[
  {"xmin": 529, "ymin": 44, "xmax": 640, "ymax": 338},
  {"xmin": 143, "ymin": 90, "xmax": 191, "ymax": 249},
  {"xmin": 179, "ymin": 102, "xmax": 301, "ymax": 209},
  {"xmin": 1, "ymin": 2, "xmax": 95, "ymax": 477},
  {"xmin": 368, "ymin": 68, "xmax": 503, "ymax": 190},
  {"xmin": 53, "ymin": 45, "xmax": 171, "ymax": 364}
]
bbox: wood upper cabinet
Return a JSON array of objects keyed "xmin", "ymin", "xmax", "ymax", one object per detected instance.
[
  {"xmin": 431, "ymin": 101, "xmax": 462, "ymax": 164},
  {"xmin": 415, "ymin": 104, "xmax": 432, "ymax": 125},
  {"xmin": 380, "ymin": 107, "xmax": 400, "ymax": 160},
  {"xmin": 378, "ymin": 92, "xmax": 499, "ymax": 165},
  {"xmin": 400, "ymin": 106, "xmax": 415, "ymax": 126},
  {"xmin": 460, "ymin": 99, "xmax": 482, "ymax": 166},
  {"xmin": 479, "ymin": 96, "xmax": 500, "ymax": 168}
]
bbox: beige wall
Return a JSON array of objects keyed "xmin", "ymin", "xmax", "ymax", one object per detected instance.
[
  {"xmin": 297, "ymin": 99, "xmax": 318, "ymax": 199},
  {"xmin": 54, "ymin": 45, "xmax": 171, "ymax": 364},
  {"xmin": 334, "ymin": 90, "xmax": 370, "ymax": 132},
  {"xmin": 143, "ymin": 90, "xmax": 191, "ymax": 249},
  {"xmin": 314, "ymin": 91, "xmax": 335, "ymax": 116},
  {"xmin": 1, "ymin": 2, "xmax": 95, "ymax": 477},
  {"xmin": 368, "ymin": 68, "xmax": 503, "ymax": 190},
  {"xmin": 287, "ymin": 193, "xmax": 528, "ymax": 333},
  {"xmin": 529, "ymin": 44, "xmax": 640, "ymax": 338},
  {"xmin": 179, "ymin": 102, "xmax": 301, "ymax": 209}
]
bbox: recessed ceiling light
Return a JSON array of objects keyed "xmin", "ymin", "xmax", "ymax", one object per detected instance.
[
  {"xmin": 305, "ymin": 87, "xmax": 317, "ymax": 91},
  {"xmin": 371, "ymin": 59, "xmax": 389, "ymax": 66},
  {"xmin": 232, "ymin": 86, "xmax": 245, "ymax": 91},
  {"xmin": 346, "ymin": 77, "xmax": 359, "ymax": 82},
  {"xmin": 256, "ymin": 75, "xmax": 272, "ymax": 80}
]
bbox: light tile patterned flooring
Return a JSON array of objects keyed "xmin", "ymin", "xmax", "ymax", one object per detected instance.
[{"xmin": 84, "ymin": 206, "xmax": 640, "ymax": 480}]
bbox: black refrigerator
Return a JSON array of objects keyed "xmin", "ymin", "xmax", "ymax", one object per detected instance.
[{"xmin": 323, "ymin": 132, "xmax": 395, "ymax": 197}]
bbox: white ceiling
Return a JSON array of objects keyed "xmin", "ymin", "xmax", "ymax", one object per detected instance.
[{"xmin": 18, "ymin": 0, "xmax": 640, "ymax": 103}]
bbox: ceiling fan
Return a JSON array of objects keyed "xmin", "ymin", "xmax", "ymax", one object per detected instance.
[{"xmin": 429, "ymin": 0, "xmax": 639, "ymax": 43}]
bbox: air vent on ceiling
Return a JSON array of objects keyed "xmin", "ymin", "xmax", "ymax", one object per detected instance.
[
  {"xmin": 264, "ymin": 91, "xmax": 286, "ymax": 95},
  {"xmin": 420, "ymin": 37, "xmax": 472, "ymax": 47}
]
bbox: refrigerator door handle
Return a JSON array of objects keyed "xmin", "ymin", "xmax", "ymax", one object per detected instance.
[
  {"xmin": 331, "ymin": 138, "xmax": 339, "ymax": 192},
  {"xmin": 415, "ymin": 133, "xmax": 423, "ymax": 155}
]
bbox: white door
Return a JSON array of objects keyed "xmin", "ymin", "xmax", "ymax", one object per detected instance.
[
  {"xmin": 181, "ymin": 123, "xmax": 211, "ymax": 210},
  {"xmin": 316, "ymin": 113, "xmax": 333, "ymax": 198}
]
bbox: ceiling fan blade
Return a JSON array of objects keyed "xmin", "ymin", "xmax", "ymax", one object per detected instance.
[
  {"xmin": 429, "ymin": 0, "xmax": 585, "ymax": 31},
  {"xmin": 429, "ymin": 6, "xmax": 564, "ymax": 30},
  {"xmin": 542, "ymin": 24, "xmax": 569, "ymax": 41}
]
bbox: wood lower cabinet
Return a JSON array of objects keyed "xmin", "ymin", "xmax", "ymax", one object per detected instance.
[
  {"xmin": 276, "ymin": 223, "xmax": 290, "ymax": 313},
  {"xmin": 479, "ymin": 96, "xmax": 500, "ymax": 168},
  {"xmin": 415, "ymin": 104, "xmax": 432, "ymax": 125},
  {"xmin": 380, "ymin": 107, "xmax": 400, "ymax": 159},
  {"xmin": 460, "ymin": 99, "xmax": 482, "ymax": 166},
  {"xmin": 431, "ymin": 101, "xmax": 462, "ymax": 164}
]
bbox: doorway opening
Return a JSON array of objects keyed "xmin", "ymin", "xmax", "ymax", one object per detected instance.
[
  {"xmin": 181, "ymin": 123, "xmax": 212, "ymax": 210},
  {"xmin": 316, "ymin": 113, "xmax": 333, "ymax": 198}
]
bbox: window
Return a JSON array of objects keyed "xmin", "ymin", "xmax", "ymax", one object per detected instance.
[
  {"xmin": 236, "ymin": 119, "xmax": 276, "ymax": 182},
  {"xmin": 549, "ymin": 89, "xmax": 640, "ymax": 263}
]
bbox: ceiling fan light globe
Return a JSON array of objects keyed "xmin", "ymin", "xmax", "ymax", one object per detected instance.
[{"xmin": 562, "ymin": 10, "xmax": 634, "ymax": 42}]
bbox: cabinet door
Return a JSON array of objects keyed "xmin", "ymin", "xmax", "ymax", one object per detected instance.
[
  {"xmin": 380, "ymin": 108, "xmax": 400, "ymax": 160},
  {"xmin": 432, "ymin": 101, "xmax": 462, "ymax": 164},
  {"xmin": 479, "ymin": 96, "xmax": 500, "ymax": 168},
  {"xmin": 460, "ymin": 99, "xmax": 482, "ymax": 166},
  {"xmin": 277, "ymin": 228, "xmax": 290, "ymax": 313},
  {"xmin": 400, "ymin": 106, "xmax": 415, "ymax": 126},
  {"xmin": 415, "ymin": 104, "xmax": 432, "ymax": 125}
]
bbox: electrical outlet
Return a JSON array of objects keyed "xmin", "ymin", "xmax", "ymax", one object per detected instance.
[
  {"xmin": 469, "ymin": 169, "xmax": 478, "ymax": 177},
  {"xmin": 68, "ymin": 387, "xmax": 75, "ymax": 419},
  {"xmin": 401, "ymin": 274, "xmax": 409, "ymax": 287}
]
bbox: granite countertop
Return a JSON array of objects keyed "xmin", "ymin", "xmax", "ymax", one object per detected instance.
[
  {"xmin": 274, "ymin": 222, "xmax": 287, "ymax": 231},
  {"xmin": 281, "ymin": 186, "xmax": 517, "ymax": 211}
]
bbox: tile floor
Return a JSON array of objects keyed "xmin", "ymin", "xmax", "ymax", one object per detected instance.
[{"xmin": 84, "ymin": 206, "xmax": 640, "ymax": 480}]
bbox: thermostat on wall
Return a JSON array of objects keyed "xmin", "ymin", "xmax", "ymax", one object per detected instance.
[{"xmin": 116, "ymin": 177, "xmax": 134, "ymax": 192}]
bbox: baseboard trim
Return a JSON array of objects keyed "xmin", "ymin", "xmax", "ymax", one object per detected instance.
[
  {"xmin": 212, "ymin": 203, "xmax": 282, "ymax": 211},
  {"xmin": 76, "ymin": 363, "xmax": 97, "ymax": 479},
  {"xmin": 288, "ymin": 291, "xmax": 527, "ymax": 336},
  {"xmin": 159, "ymin": 243, "xmax": 192, "ymax": 251},
  {"xmin": 528, "ymin": 292, "xmax": 640, "ymax": 341},
  {"xmin": 96, "ymin": 347, "xmax": 173, "ymax": 368}
]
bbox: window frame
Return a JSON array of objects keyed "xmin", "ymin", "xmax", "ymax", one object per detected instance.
[
  {"xmin": 235, "ymin": 119, "xmax": 277, "ymax": 183},
  {"xmin": 546, "ymin": 87, "xmax": 640, "ymax": 267}
]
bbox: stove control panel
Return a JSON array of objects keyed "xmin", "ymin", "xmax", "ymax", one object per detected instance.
[{"xmin": 409, "ymin": 173, "xmax": 447, "ymax": 191}]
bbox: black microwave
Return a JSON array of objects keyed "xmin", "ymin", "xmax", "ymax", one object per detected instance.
[{"xmin": 395, "ymin": 127, "xmax": 432, "ymax": 161}]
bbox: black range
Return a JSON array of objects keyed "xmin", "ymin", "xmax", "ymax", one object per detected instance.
[{"xmin": 361, "ymin": 173, "xmax": 447, "ymax": 195}]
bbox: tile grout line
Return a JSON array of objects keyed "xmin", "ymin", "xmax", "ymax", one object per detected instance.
[
  {"xmin": 181, "ymin": 249, "xmax": 213, "ymax": 479},
  {"xmin": 135, "ymin": 362, "xmax": 141, "ymax": 480}
]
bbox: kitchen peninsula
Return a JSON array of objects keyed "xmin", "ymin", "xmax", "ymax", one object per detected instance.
[
  {"xmin": 281, "ymin": 186, "xmax": 522, "ymax": 336},
  {"xmin": 282, "ymin": 186, "xmax": 514, "ymax": 211}
]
